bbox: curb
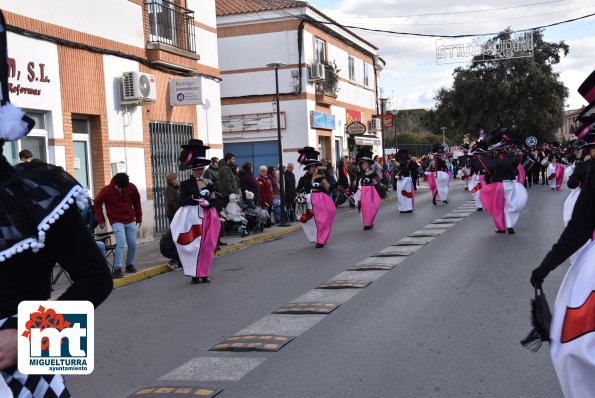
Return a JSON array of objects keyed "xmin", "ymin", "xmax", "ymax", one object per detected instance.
[{"xmin": 110, "ymin": 193, "xmax": 399, "ymax": 290}]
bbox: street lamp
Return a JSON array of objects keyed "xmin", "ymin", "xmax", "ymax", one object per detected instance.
[
  {"xmin": 379, "ymin": 97, "xmax": 388, "ymax": 159},
  {"xmin": 266, "ymin": 61, "xmax": 290, "ymax": 227},
  {"xmin": 441, "ymin": 126, "xmax": 447, "ymax": 148}
]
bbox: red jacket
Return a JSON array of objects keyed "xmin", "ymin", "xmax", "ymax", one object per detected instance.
[
  {"xmin": 257, "ymin": 175, "xmax": 274, "ymax": 206},
  {"xmin": 94, "ymin": 179, "xmax": 142, "ymax": 225}
]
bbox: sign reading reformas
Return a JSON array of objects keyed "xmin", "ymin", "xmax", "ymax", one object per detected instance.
[
  {"xmin": 436, "ymin": 32, "xmax": 534, "ymax": 65},
  {"xmin": 169, "ymin": 77, "xmax": 204, "ymax": 106}
]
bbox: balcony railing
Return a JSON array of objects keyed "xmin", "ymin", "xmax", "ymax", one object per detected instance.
[{"xmin": 146, "ymin": 0, "xmax": 196, "ymax": 54}]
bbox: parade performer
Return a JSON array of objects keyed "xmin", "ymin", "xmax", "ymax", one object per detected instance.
[
  {"xmin": 395, "ymin": 150, "xmax": 414, "ymax": 213},
  {"xmin": 546, "ymin": 142, "xmax": 565, "ymax": 190},
  {"xmin": 0, "ymin": 8, "xmax": 113, "ymax": 395},
  {"xmin": 353, "ymin": 148, "xmax": 381, "ymax": 228},
  {"xmin": 478, "ymin": 131, "xmax": 528, "ymax": 234},
  {"xmin": 296, "ymin": 147, "xmax": 336, "ymax": 248},
  {"xmin": 466, "ymin": 141, "xmax": 489, "ymax": 211},
  {"xmin": 425, "ymin": 144, "xmax": 450, "ymax": 205},
  {"xmin": 173, "ymin": 139, "xmax": 220, "ymax": 284},
  {"xmin": 529, "ymin": 71, "xmax": 595, "ymax": 397}
]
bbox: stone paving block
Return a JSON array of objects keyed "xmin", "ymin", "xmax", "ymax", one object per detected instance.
[
  {"xmin": 374, "ymin": 245, "xmax": 421, "ymax": 257},
  {"xmin": 432, "ymin": 218, "xmax": 463, "ymax": 223},
  {"xmin": 273, "ymin": 302, "xmax": 340, "ymax": 315},
  {"xmin": 128, "ymin": 386, "xmax": 223, "ymax": 397},
  {"xmin": 331, "ymin": 270, "xmax": 387, "ymax": 282},
  {"xmin": 443, "ymin": 213, "xmax": 468, "ymax": 218},
  {"xmin": 291, "ymin": 289, "xmax": 360, "ymax": 304},
  {"xmin": 393, "ymin": 236, "xmax": 434, "ymax": 245},
  {"xmin": 317, "ymin": 279, "xmax": 372, "ymax": 289},
  {"xmin": 210, "ymin": 335, "xmax": 294, "ymax": 352},
  {"xmin": 235, "ymin": 314, "xmax": 326, "ymax": 337},
  {"xmin": 424, "ymin": 223, "xmax": 455, "ymax": 229},
  {"xmin": 159, "ymin": 357, "xmax": 266, "ymax": 382},
  {"xmin": 409, "ymin": 229, "xmax": 445, "ymax": 237}
]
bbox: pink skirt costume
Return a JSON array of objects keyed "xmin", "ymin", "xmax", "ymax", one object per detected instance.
[
  {"xmin": 302, "ymin": 191, "xmax": 336, "ymax": 245},
  {"xmin": 397, "ymin": 176, "xmax": 414, "ymax": 212},
  {"xmin": 480, "ymin": 181, "xmax": 527, "ymax": 231},
  {"xmin": 547, "ymin": 162, "xmax": 564, "ymax": 189},
  {"xmin": 171, "ymin": 201, "xmax": 221, "ymax": 278},
  {"xmin": 426, "ymin": 170, "xmax": 450, "ymax": 201},
  {"xmin": 516, "ymin": 163, "xmax": 526, "ymax": 185},
  {"xmin": 356, "ymin": 185, "xmax": 380, "ymax": 227}
]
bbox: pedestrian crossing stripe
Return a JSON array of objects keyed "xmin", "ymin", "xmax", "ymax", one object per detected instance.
[
  {"xmin": 209, "ymin": 335, "xmax": 294, "ymax": 352},
  {"xmin": 129, "ymin": 386, "xmax": 222, "ymax": 397},
  {"xmin": 348, "ymin": 263, "xmax": 397, "ymax": 270},
  {"xmin": 273, "ymin": 302, "xmax": 340, "ymax": 314}
]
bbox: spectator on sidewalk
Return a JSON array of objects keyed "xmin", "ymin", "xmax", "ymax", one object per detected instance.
[
  {"xmin": 284, "ymin": 163, "xmax": 296, "ymax": 221},
  {"xmin": 257, "ymin": 165, "xmax": 274, "ymax": 220},
  {"xmin": 203, "ymin": 157, "xmax": 219, "ymax": 187},
  {"xmin": 346, "ymin": 156, "xmax": 359, "ymax": 189},
  {"xmin": 165, "ymin": 172, "xmax": 180, "ymax": 224},
  {"xmin": 239, "ymin": 161, "xmax": 259, "ymax": 202},
  {"xmin": 18, "ymin": 149, "xmax": 33, "ymax": 163},
  {"xmin": 94, "ymin": 172, "xmax": 142, "ymax": 278},
  {"xmin": 218, "ymin": 153, "xmax": 238, "ymax": 205}
]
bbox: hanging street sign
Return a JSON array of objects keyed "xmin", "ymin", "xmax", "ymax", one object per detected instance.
[
  {"xmin": 526, "ymin": 136, "xmax": 538, "ymax": 147},
  {"xmin": 346, "ymin": 121, "xmax": 366, "ymax": 135}
]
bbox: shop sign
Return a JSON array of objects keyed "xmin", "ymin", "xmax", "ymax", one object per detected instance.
[
  {"xmin": 310, "ymin": 111, "xmax": 335, "ymax": 130},
  {"xmin": 6, "ymin": 58, "xmax": 51, "ymax": 97},
  {"xmin": 346, "ymin": 109, "xmax": 361, "ymax": 124},
  {"xmin": 346, "ymin": 121, "xmax": 366, "ymax": 135},
  {"xmin": 355, "ymin": 137, "xmax": 379, "ymax": 146},
  {"xmin": 373, "ymin": 114, "xmax": 393, "ymax": 127},
  {"xmin": 169, "ymin": 77, "xmax": 204, "ymax": 106},
  {"xmin": 222, "ymin": 112, "xmax": 286, "ymax": 133}
]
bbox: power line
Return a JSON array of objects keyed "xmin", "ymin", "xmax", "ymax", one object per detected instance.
[
  {"xmin": 343, "ymin": 6, "xmax": 595, "ymax": 27},
  {"xmin": 336, "ymin": 0, "xmax": 565, "ymax": 19}
]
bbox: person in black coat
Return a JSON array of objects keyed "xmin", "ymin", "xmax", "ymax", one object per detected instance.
[
  {"xmin": 238, "ymin": 161, "xmax": 259, "ymax": 202},
  {"xmin": 284, "ymin": 163, "xmax": 297, "ymax": 221}
]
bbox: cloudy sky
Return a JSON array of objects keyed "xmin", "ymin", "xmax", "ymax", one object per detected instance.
[{"xmin": 309, "ymin": 0, "xmax": 595, "ymax": 111}]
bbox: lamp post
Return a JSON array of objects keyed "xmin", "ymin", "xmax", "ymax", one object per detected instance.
[
  {"xmin": 441, "ymin": 126, "xmax": 447, "ymax": 148},
  {"xmin": 379, "ymin": 97, "xmax": 388, "ymax": 159},
  {"xmin": 266, "ymin": 61, "xmax": 290, "ymax": 226}
]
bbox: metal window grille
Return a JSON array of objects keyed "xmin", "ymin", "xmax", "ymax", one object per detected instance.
[
  {"xmin": 149, "ymin": 121, "xmax": 193, "ymax": 233},
  {"xmin": 146, "ymin": 0, "xmax": 196, "ymax": 54}
]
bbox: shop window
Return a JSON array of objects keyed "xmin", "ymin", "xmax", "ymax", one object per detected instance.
[{"xmin": 7, "ymin": 111, "xmax": 49, "ymax": 164}]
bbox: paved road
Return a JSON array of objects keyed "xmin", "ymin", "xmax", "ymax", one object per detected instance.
[{"xmin": 67, "ymin": 182, "xmax": 567, "ymax": 397}]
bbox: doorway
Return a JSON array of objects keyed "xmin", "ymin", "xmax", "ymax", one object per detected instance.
[{"xmin": 72, "ymin": 117, "xmax": 93, "ymax": 195}]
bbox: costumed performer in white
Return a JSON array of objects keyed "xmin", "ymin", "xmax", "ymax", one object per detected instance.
[
  {"xmin": 425, "ymin": 144, "xmax": 450, "ymax": 205},
  {"xmin": 296, "ymin": 147, "xmax": 336, "ymax": 248},
  {"xmin": 353, "ymin": 148, "xmax": 381, "ymax": 228},
  {"xmin": 395, "ymin": 149, "xmax": 414, "ymax": 213},
  {"xmin": 173, "ymin": 139, "xmax": 221, "ymax": 284}
]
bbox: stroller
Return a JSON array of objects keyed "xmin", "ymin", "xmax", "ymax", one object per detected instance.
[
  {"xmin": 239, "ymin": 190, "xmax": 271, "ymax": 233},
  {"xmin": 219, "ymin": 194, "xmax": 249, "ymax": 237}
]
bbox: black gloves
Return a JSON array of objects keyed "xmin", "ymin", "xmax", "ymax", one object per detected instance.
[{"xmin": 530, "ymin": 266, "xmax": 550, "ymax": 288}]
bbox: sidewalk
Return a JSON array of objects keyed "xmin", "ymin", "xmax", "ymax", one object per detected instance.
[{"xmin": 52, "ymin": 184, "xmax": 435, "ymax": 296}]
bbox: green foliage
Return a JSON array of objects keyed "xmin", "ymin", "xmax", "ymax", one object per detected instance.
[
  {"xmin": 431, "ymin": 29, "xmax": 569, "ymax": 144},
  {"xmin": 320, "ymin": 59, "xmax": 341, "ymax": 94}
]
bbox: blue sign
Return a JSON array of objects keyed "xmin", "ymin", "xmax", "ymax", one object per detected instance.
[
  {"xmin": 310, "ymin": 111, "xmax": 335, "ymax": 130},
  {"xmin": 526, "ymin": 136, "xmax": 537, "ymax": 146}
]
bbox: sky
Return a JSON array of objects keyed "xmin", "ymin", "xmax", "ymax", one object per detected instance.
[{"xmin": 309, "ymin": 0, "xmax": 595, "ymax": 112}]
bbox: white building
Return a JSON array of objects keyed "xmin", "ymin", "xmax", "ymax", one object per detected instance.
[
  {"xmin": 0, "ymin": 0, "xmax": 223, "ymax": 236},
  {"xmin": 216, "ymin": 0, "xmax": 385, "ymax": 170}
]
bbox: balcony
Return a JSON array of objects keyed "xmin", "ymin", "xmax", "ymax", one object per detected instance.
[{"xmin": 146, "ymin": 0, "xmax": 197, "ymax": 57}]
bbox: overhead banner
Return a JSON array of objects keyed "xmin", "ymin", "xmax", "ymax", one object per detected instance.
[
  {"xmin": 222, "ymin": 112, "xmax": 286, "ymax": 133},
  {"xmin": 436, "ymin": 31, "xmax": 534, "ymax": 65}
]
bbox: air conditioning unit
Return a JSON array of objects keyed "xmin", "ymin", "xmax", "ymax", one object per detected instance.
[
  {"xmin": 369, "ymin": 118, "xmax": 381, "ymax": 132},
  {"xmin": 121, "ymin": 71, "xmax": 157, "ymax": 104},
  {"xmin": 309, "ymin": 63, "xmax": 326, "ymax": 81}
]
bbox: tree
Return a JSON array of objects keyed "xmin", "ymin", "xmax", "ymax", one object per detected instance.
[{"xmin": 431, "ymin": 29, "xmax": 569, "ymax": 144}]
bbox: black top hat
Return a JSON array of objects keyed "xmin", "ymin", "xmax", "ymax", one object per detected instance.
[
  {"xmin": 431, "ymin": 144, "xmax": 445, "ymax": 156},
  {"xmin": 179, "ymin": 139, "xmax": 211, "ymax": 171},
  {"xmin": 355, "ymin": 148, "xmax": 375, "ymax": 165},
  {"xmin": 297, "ymin": 146, "xmax": 321, "ymax": 168},
  {"xmin": 577, "ymin": 101, "xmax": 595, "ymax": 125},
  {"xmin": 0, "ymin": 11, "xmax": 34, "ymax": 142},
  {"xmin": 576, "ymin": 123, "xmax": 595, "ymax": 148},
  {"xmin": 567, "ymin": 138, "xmax": 585, "ymax": 151},
  {"xmin": 470, "ymin": 140, "xmax": 489, "ymax": 154},
  {"xmin": 487, "ymin": 127, "xmax": 515, "ymax": 151},
  {"xmin": 396, "ymin": 149, "xmax": 410, "ymax": 163},
  {"xmin": 461, "ymin": 143, "xmax": 470, "ymax": 152},
  {"xmin": 578, "ymin": 69, "xmax": 595, "ymax": 103}
]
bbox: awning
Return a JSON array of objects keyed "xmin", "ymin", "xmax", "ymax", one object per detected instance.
[{"xmin": 354, "ymin": 136, "xmax": 380, "ymax": 146}]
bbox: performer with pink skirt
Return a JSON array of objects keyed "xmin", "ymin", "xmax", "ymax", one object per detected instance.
[
  {"xmin": 296, "ymin": 147, "xmax": 336, "ymax": 248},
  {"xmin": 425, "ymin": 144, "xmax": 450, "ymax": 205},
  {"xmin": 353, "ymin": 148, "xmax": 381, "ymax": 229},
  {"xmin": 477, "ymin": 129, "xmax": 527, "ymax": 234},
  {"xmin": 173, "ymin": 139, "xmax": 221, "ymax": 284},
  {"xmin": 546, "ymin": 142, "xmax": 565, "ymax": 190},
  {"xmin": 395, "ymin": 149, "xmax": 414, "ymax": 213},
  {"xmin": 466, "ymin": 141, "xmax": 490, "ymax": 211}
]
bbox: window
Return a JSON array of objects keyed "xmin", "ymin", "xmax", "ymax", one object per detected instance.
[
  {"xmin": 13, "ymin": 111, "xmax": 49, "ymax": 164},
  {"xmin": 147, "ymin": 0, "xmax": 196, "ymax": 53},
  {"xmin": 363, "ymin": 61, "xmax": 369, "ymax": 86},
  {"xmin": 315, "ymin": 38, "xmax": 325, "ymax": 64},
  {"xmin": 348, "ymin": 55, "xmax": 355, "ymax": 81}
]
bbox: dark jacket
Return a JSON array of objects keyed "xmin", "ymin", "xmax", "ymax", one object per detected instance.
[
  {"xmin": 203, "ymin": 165, "xmax": 219, "ymax": 185},
  {"xmin": 94, "ymin": 178, "xmax": 142, "ymax": 225},
  {"xmin": 239, "ymin": 169, "xmax": 259, "ymax": 201},
  {"xmin": 179, "ymin": 176, "xmax": 213, "ymax": 206},
  {"xmin": 218, "ymin": 159, "xmax": 238, "ymax": 198},
  {"xmin": 284, "ymin": 170, "xmax": 296, "ymax": 200},
  {"xmin": 165, "ymin": 182, "xmax": 179, "ymax": 222}
]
